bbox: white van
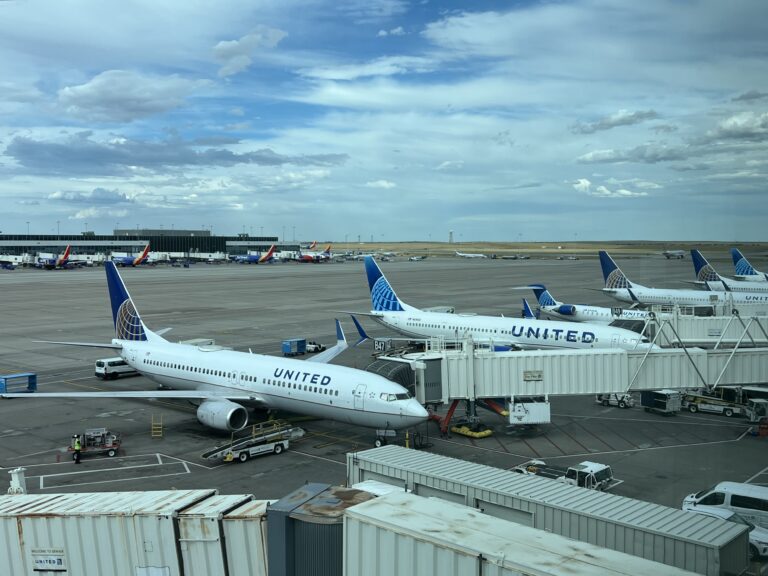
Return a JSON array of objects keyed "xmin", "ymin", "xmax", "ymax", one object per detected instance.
[
  {"xmin": 683, "ymin": 481, "xmax": 768, "ymax": 530},
  {"xmin": 95, "ymin": 357, "xmax": 138, "ymax": 380},
  {"xmin": 684, "ymin": 507, "xmax": 768, "ymax": 561}
]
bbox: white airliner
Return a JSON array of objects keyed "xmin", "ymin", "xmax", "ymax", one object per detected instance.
[
  {"xmin": 662, "ymin": 250, "xmax": 686, "ymax": 259},
  {"xmin": 455, "ymin": 251, "xmax": 488, "ymax": 259},
  {"xmin": 362, "ymin": 257, "xmax": 656, "ymax": 351},
  {"xmin": 732, "ymin": 248, "xmax": 767, "ymax": 282},
  {"xmin": 691, "ymin": 250, "xmax": 768, "ymax": 293},
  {"xmin": 3, "ymin": 262, "xmax": 427, "ymax": 440},
  {"xmin": 521, "ymin": 284, "xmax": 662, "ymax": 324},
  {"xmin": 599, "ymin": 251, "xmax": 768, "ymax": 308}
]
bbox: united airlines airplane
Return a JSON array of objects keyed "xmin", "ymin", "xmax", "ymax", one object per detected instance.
[
  {"xmin": 3, "ymin": 262, "xmax": 427, "ymax": 442},
  {"xmin": 600, "ymin": 251, "xmax": 768, "ymax": 308},
  {"xmin": 455, "ymin": 251, "xmax": 488, "ymax": 259},
  {"xmin": 523, "ymin": 284, "xmax": 661, "ymax": 324},
  {"xmin": 363, "ymin": 256, "xmax": 656, "ymax": 351},
  {"xmin": 731, "ymin": 248, "xmax": 767, "ymax": 282},
  {"xmin": 691, "ymin": 250, "xmax": 768, "ymax": 293}
]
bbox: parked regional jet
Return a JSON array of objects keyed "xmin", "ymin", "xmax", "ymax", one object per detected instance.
[
  {"xmin": 455, "ymin": 251, "xmax": 488, "ymax": 259},
  {"xmin": 599, "ymin": 251, "xmax": 768, "ymax": 308},
  {"xmin": 522, "ymin": 284, "xmax": 658, "ymax": 324},
  {"xmin": 731, "ymin": 248, "xmax": 767, "ymax": 282},
  {"xmin": 233, "ymin": 244, "xmax": 276, "ymax": 264},
  {"xmin": 3, "ymin": 262, "xmax": 427, "ymax": 442},
  {"xmin": 112, "ymin": 244, "xmax": 151, "ymax": 267},
  {"xmin": 361, "ymin": 256, "xmax": 655, "ymax": 351},
  {"xmin": 691, "ymin": 250, "xmax": 768, "ymax": 293},
  {"xmin": 662, "ymin": 250, "xmax": 686, "ymax": 259},
  {"xmin": 35, "ymin": 245, "xmax": 72, "ymax": 269}
]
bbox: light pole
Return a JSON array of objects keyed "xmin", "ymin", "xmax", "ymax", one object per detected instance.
[
  {"xmin": 26, "ymin": 221, "xmax": 29, "ymax": 235},
  {"xmin": 56, "ymin": 220, "xmax": 60, "ymax": 240},
  {"xmin": 292, "ymin": 226, "xmax": 295, "ymax": 242}
]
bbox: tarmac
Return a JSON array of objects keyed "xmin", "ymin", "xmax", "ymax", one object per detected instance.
[{"xmin": 0, "ymin": 252, "xmax": 766, "ymax": 516}]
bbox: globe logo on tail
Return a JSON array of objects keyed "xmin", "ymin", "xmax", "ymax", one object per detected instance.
[
  {"xmin": 696, "ymin": 265, "xmax": 719, "ymax": 282},
  {"xmin": 734, "ymin": 258, "xmax": 754, "ymax": 276},
  {"xmin": 371, "ymin": 277, "xmax": 404, "ymax": 311},
  {"xmin": 606, "ymin": 269, "xmax": 630, "ymax": 289},
  {"xmin": 116, "ymin": 299, "xmax": 147, "ymax": 341}
]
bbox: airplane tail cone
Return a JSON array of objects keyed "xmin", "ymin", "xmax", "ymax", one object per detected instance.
[
  {"xmin": 364, "ymin": 256, "xmax": 406, "ymax": 312},
  {"xmin": 105, "ymin": 262, "xmax": 158, "ymax": 341}
]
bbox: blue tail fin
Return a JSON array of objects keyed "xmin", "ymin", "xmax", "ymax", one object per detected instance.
[
  {"xmin": 364, "ymin": 256, "xmax": 405, "ymax": 311},
  {"xmin": 731, "ymin": 248, "xmax": 756, "ymax": 277},
  {"xmin": 599, "ymin": 251, "xmax": 632, "ymax": 289},
  {"xmin": 529, "ymin": 284, "xmax": 557, "ymax": 307},
  {"xmin": 691, "ymin": 250, "xmax": 720, "ymax": 282},
  {"xmin": 105, "ymin": 261, "xmax": 150, "ymax": 341}
]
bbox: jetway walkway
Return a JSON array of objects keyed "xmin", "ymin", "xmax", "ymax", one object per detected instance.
[{"xmin": 381, "ymin": 339, "xmax": 768, "ymax": 404}]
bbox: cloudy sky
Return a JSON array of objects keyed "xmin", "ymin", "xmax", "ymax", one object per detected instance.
[{"xmin": 1, "ymin": 0, "xmax": 767, "ymax": 241}]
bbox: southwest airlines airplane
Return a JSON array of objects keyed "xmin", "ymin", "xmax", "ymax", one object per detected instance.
[
  {"xmin": 363, "ymin": 256, "xmax": 655, "ymax": 350},
  {"xmin": 3, "ymin": 262, "xmax": 427, "ymax": 441},
  {"xmin": 523, "ymin": 284, "xmax": 660, "ymax": 324},
  {"xmin": 599, "ymin": 251, "xmax": 768, "ymax": 307},
  {"xmin": 112, "ymin": 244, "xmax": 151, "ymax": 267},
  {"xmin": 731, "ymin": 248, "xmax": 767, "ymax": 282},
  {"xmin": 232, "ymin": 244, "xmax": 276, "ymax": 264},
  {"xmin": 691, "ymin": 250, "xmax": 768, "ymax": 293},
  {"xmin": 35, "ymin": 245, "xmax": 72, "ymax": 269}
]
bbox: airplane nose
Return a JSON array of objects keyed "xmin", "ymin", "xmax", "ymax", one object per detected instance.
[{"xmin": 406, "ymin": 399, "xmax": 428, "ymax": 422}]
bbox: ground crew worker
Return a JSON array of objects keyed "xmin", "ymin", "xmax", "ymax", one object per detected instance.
[{"xmin": 73, "ymin": 435, "xmax": 81, "ymax": 464}]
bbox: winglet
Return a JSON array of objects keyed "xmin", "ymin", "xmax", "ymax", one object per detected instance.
[
  {"xmin": 335, "ymin": 318, "xmax": 345, "ymax": 343},
  {"xmin": 305, "ymin": 319, "xmax": 348, "ymax": 364},
  {"xmin": 522, "ymin": 299, "xmax": 536, "ymax": 319},
  {"xmin": 691, "ymin": 249, "xmax": 720, "ymax": 282},
  {"xmin": 350, "ymin": 314, "xmax": 370, "ymax": 346}
]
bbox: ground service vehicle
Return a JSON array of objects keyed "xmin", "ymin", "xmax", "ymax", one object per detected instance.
[
  {"xmin": 596, "ymin": 393, "xmax": 634, "ymax": 408},
  {"xmin": 95, "ymin": 357, "xmax": 138, "ymax": 380},
  {"xmin": 746, "ymin": 399, "xmax": 768, "ymax": 423},
  {"xmin": 281, "ymin": 338, "xmax": 306, "ymax": 356},
  {"xmin": 69, "ymin": 428, "xmax": 121, "ymax": 459},
  {"xmin": 306, "ymin": 341, "xmax": 327, "ymax": 353},
  {"xmin": 224, "ymin": 439, "xmax": 289, "ymax": 463},
  {"xmin": 641, "ymin": 389, "xmax": 682, "ymax": 415},
  {"xmin": 682, "ymin": 391, "xmax": 744, "ymax": 417},
  {"xmin": 684, "ymin": 506, "xmax": 768, "ymax": 561},
  {"xmin": 512, "ymin": 459, "xmax": 618, "ymax": 491},
  {"xmin": 683, "ymin": 481, "xmax": 768, "ymax": 530}
]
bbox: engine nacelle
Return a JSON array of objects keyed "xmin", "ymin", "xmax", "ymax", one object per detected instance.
[
  {"xmin": 556, "ymin": 304, "xmax": 577, "ymax": 316},
  {"xmin": 196, "ymin": 399, "xmax": 249, "ymax": 431}
]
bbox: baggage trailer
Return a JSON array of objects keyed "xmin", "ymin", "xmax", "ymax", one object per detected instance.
[
  {"xmin": 202, "ymin": 421, "xmax": 304, "ymax": 463},
  {"xmin": 682, "ymin": 391, "xmax": 744, "ymax": 417},
  {"xmin": 641, "ymin": 389, "xmax": 682, "ymax": 415},
  {"xmin": 68, "ymin": 428, "xmax": 121, "ymax": 459},
  {"xmin": 282, "ymin": 338, "xmax": 306, "ymax": 356}
]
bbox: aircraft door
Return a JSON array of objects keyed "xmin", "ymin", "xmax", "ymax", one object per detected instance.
[{"xmin": 353, "ymin": 384, "xmax": 366, "ymax": 410}]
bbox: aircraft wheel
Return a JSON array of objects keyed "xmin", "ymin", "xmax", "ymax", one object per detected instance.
[
  {"xmin": 689, "ymin": 404, "xmax": 698, "ymax": 413},
  {"xmin": 724, "ymin": 408, "xmax": 734, "ymax": 417},
  {"xmin": 374, "ymin": 437, "xmax": 387, "ymax": 448},
  {"xmin": 238, "ymin": 452, "xmax": 250, "ymax": 463},
  {"xmin": 274, "ymin": 443, "xmax": 284, "ymax": 455}
]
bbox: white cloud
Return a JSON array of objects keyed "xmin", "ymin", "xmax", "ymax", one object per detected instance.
[
  {"xmin": 365, "ymin": 179, "xmax": 396, "ymax": 189},
  {"xmin": 572, "ymin": 178, "xmax": 591, "ymax": 193},
  {"xmin": 435, "ymin": 160, "xmax": 464, "ymax": 171},
  {"xmin": 572, "ymin": 178, "xmax": 648, "ymax": 198},
  {"xmin": 571, "ymin": 109, "xmax": 659, "ymax": 134},
  {"xmin": 378, "ymin": 26, "xmax": 405, "ymax": 37},
  {"xmin": 214, "ymin": 26, "xmax": 288, "ymax": 77}
]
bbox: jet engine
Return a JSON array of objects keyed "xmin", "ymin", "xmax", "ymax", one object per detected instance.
[
  {"xmin": 556, "ymin": 304, "xmax": 577, "ymax": 316},
  {"xmin": 196, "ymin": 399, "xmax": 249, "ymax": 431}
]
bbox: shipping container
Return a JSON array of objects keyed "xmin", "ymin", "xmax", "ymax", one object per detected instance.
[
  {"xmin": 0, "ymin": 490, "xmax": 215, "ymax": 576},
  {"xmin": 222, "ymin": 500, "xmax": 272, "ymax": 576},
  {"xmin": 344, "ymin": 491, "xmax": 698, "ymax": 576},
  {"xmin": 346, "ymin": 446, "xmax": 749, "ymax": 575},
  {"xmin": 177, "ymin": 494, "xmax": 254, "ymax": 576}
]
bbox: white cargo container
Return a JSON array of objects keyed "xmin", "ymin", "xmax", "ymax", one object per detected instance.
[
  {"xmin": 222, "ymin": 500, "xmax": 272, "ymax": 576},
  {"xmin": 344, "ymin": 491, "xmax": 697, "ymax": 576},
  {"xmin": 177, "ymin": 494, "xmax": 254, "ymax": 576},
  {"xmin": 0, "ymin": 490, "xmax": 215, "ymax": 576},
  {"xmin": 347, "ymin": 446, "xmax": 749, "ymax": 576}
]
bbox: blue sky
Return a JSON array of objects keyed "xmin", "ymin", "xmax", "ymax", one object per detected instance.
[{"xmin": 1, "ymin": 0, "xmax": 767, "ymax": 241}]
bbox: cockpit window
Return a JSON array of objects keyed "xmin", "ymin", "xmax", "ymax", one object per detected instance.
[
  {"xmin": 380, "ymin": 392, "xmax": 412, "ymax": 401},
  {"xmin": 395, "ymin": 393, "xmax": 410, "ymax": 400}
]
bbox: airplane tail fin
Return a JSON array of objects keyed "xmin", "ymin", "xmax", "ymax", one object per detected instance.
[
  {"xmin": 599, "ymin": 251, "xmax": 632, "ymax": 289},
  {"xmin": 58, "ymin": 245, "xmax": 72, "ymax": 266},
  {"xmin": 323, "ymin": 244, "xmax": 332, "ymax": 254},
  {"xmin": 135, "ymin": 243, "xmax": 151, "ymax": 265},
  {"xmin": 731, "ymin": 248, "xmax": 756, "ymax": 277},
  {"xmin": 259, "ymin": 245, "xmax": 276, "ymax": 264},
  {"xmin": 105, "ymin": 261, "xmax": 161, "ymax": 342},
  {"xmin": 528, "ymin": 284, "xmax": 558, "ymax": 307},
  {"xmin": 309, "ymin": 240, "xmax": 317, "ymax": 250},
  {"xmin": 364, "ymin": 256, "xmax": 407, "ymax": 312},
  {"xmin": 691, "ymin": 250, "xmax": 721, "ymax": 282}
]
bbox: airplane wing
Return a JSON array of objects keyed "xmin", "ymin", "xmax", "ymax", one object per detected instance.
[
  {"xmin": 2, "ymin": 390, "xmax": 264, "ymax": 402},
  {"xmin": 306, "ymin": 319, "xmax": 348, "ymax": 364},
  {"xmin": 33, "ymin": 340, "xmax": 123, "ymax": 350}
]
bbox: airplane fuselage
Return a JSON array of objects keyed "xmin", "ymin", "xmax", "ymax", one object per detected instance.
[
  {"xmin": 538, "ymin": 305, "xmax": 657, "ymax": 324},
  {"xmin": 370, "ymin": 308, "xmax": 652, "ymax": 350},
  {"xmin": 118, "ymin": 339, "xmax": 426, "ymax": 430},
  {"xmin": 603, "ymin": 285, "xmax": 768, "ymax": 307}
]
